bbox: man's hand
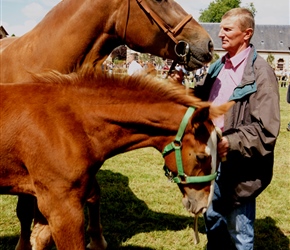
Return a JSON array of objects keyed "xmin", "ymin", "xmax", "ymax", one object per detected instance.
[{"xmin": 218, "ymin": 137, "xmax": 229, "ymax": 159}]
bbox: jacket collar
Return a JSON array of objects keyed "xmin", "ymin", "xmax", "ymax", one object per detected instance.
[
  {"xmin": 229, "ymin": 45, "xmax": 257, "ymax": 101},
  {"xmin": 207, "ymin": 45, "xmax": 258, "ymax": 101}
]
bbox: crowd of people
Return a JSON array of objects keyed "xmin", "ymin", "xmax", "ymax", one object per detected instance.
[{"xmin": 103, "ymin": 53, "xmax": 209, "ymax": 85}]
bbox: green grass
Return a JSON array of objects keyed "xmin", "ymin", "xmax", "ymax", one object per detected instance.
[{"xmin": 0, "ymin": 87, "xmax": 289, "ymax": 250}]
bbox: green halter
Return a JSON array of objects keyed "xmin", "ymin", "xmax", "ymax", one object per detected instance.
[{"xmin": 162, "ymin": 107, "xmax": 217, "ymax": 184}]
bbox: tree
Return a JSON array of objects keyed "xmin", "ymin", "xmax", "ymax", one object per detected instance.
[
  {"xmin": 111, "ymin": 45, "xmax": 127, "ymax": 61},
  {"xmin": 139, "ymin": 53, "xmax": 151, "ymax": 63},
  {"xmin": 198, "ymin": 0, "xmax": 256, "ymax": 23},
  {"xmin": 267, "ymin": 53, "xmax": 275, "ymax": 68},
  {"xmin": 199, "ymin": 0, "xmax": 241, "ymax": 23},
  {"xmin": 154, "ymin": 56, "xmax": 164, "ymax": 69},
  {"xmin": 245, "ymin": 2, "xmax": 257, "ymax": 17},
  {"xmin": 211, "ymin": 53, "xmax": 220, "ymax": 64}
]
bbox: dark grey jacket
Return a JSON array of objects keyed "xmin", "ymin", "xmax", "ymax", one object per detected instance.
[{"xmin": 194, "ymin": 45, "xmax": 280, "ymax": 208}]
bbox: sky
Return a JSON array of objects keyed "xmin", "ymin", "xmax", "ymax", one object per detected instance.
[{"xmin": 1, "ymin": 0, "xmax": 289, "ymax": 37}]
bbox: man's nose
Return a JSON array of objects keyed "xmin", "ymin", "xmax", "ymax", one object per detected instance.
[{"xmin": 218, "ymin": 29, "xmax": 224, "ymax": 38}]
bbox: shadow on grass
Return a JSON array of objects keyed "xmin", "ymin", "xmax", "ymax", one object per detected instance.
[
  {"xmin": 1, "ymin": 170, "xmax": 288, "ymax": 250},
  {"xmin": 97, "ymin": 170, "xmax": 289, "ymax": 250},
  {"xmin": 254, "ymin": 216, "xmax": 289, "ymax": 250},
  {"xmin": 95, "ymin": 169, "xmax": 193, "ymax": 249},
  {"xmin": 0, "ymin": 235, "xmax": 19, "ymax": 250}
]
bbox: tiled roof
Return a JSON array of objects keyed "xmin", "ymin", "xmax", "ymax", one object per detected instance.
[
  {"xmin": 0, "ymin": 25, "xmax": 9, "ymax": 36},
  {"xmin": 201, "ymin": 23, "xmax": 290, "ymax": 53}
]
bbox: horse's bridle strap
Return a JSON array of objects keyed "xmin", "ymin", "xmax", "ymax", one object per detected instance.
[
  {"xmin": 136, "ymin": 0, "xmax": 192, "ymax": 44},
  {"xmin": 170, "ymin": 14, "xmax": 193, "ymax": 35}
]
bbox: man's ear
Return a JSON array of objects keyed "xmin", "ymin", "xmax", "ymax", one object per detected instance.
[{"xmin": 244, "ymin": 28, "xmax": 253, "ymax": 41}]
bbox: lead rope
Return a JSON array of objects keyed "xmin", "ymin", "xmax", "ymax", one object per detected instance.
[{"xmin": 192, "ymin": 214, "xmax": 200, "ymax": 244}]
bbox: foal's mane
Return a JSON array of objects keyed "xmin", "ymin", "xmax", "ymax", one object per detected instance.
[{"xmin": 32, "ymin": 70, "xmax": 206, "ymax": 108}]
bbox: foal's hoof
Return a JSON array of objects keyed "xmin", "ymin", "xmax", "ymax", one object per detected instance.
[
  {"xmin": 15, "ymin": 239, "xmax": 32, "ymax": 250},
  {"xmin": 86, "ymin": 237, "xmax": 108, "ymax": 250}
]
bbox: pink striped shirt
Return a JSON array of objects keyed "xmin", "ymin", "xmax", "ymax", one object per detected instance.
[{"xmin": 208, "ymin": 46, "xmax": 251, "ymax": 129}]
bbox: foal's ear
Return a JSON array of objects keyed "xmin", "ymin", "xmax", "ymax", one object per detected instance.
[
  {"xmin": 208, "ymin": 101, "xmax": 235, "ymax": 120},
  {"xmin": 191, "ymin": 106, "xmax": 211, "ymax": 126},
  {"xmin": 190, "ymin": 101, "xmax": 235, "ymax": 127}
]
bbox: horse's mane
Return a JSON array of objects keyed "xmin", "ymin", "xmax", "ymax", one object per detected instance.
[{"xmin": 32, "ymin": 69, "xmax": 206, "ymax": 108}]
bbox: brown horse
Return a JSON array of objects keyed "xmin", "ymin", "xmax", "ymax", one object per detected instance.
[
  {"xmin": 0, "ymin": 0, "xmax": 213, "ymax": 83},
  {"xmin": 0, "ymin": 72, "xmax": 232, "ymax": 250},
  {"xmin": 1, "ymin": 1, "xmax": 214, "ymax": 248}
]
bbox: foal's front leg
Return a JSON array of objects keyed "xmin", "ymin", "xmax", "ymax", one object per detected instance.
[
  {"xmin": 37, "ymin": 192, "xmax": 86, "ymax": 250},
  {"xmin": 86, "ymin": 179, "xmax": 107, "ymax": 250},
  {"xmin": 30, "ymin": 178, "xmax": 107, "ymax": 250},
  {"xmin": 30, "ymin": 205, "xmax": 53, "ymax": 250}
]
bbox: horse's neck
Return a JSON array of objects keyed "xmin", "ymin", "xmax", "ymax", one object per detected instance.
[{"xmin": 28, "ymin": 0, "xmax": 123, "ymax": 71}]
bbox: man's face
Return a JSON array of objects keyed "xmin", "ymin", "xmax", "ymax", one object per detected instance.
[
  {"xmin": 127, "ymin": 55, "xmax": 134, "ymax": 63},
  {"xmin": 169, "ymin": 70, "xmax": 184, "ymax": 84},
  {"xmin": 218, "ymin": 16, "xmax": 250, "ymax": 56}
]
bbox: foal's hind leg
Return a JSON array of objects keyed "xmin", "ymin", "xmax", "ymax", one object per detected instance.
[
  {"xmin": 15, "ymin": 195, "xmax": 35, "ymax": 250},
  {"xmin": 30, "ymin": 205, "xmax": 53, "ymax": 250},
  {"xmin": 86, "ymin": 179, "xmax": 107, "ymax": 250}
]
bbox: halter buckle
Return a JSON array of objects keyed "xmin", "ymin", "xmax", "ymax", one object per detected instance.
[
  {"xmin": 172, "ymin": 140, "xmax": 182, "ymax": 150},
  {"xmin": 174, "ymin": 40, "xmax": 190, "ymax": 58}
]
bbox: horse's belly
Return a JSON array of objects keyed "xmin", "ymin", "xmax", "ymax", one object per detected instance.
[{"xmin": 0, "ymin": 164, "xmax": 36, "ymax": 195}]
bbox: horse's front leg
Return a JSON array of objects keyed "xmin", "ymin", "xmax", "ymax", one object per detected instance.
[
  {"xmin": 86, "ymin": 178, "xmax": 107, "ymax": 250},
  {"xmin": 15, "ymin": 195, "xmax": 35, "ymax": 250},
  {"xmin": 37, "ymin": 191, "xmax": 86, "ymax": 250}
]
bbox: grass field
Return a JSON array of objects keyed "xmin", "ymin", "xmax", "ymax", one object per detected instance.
[{"xmin": 0, "ymin": 87, "xmax": 289, "ymax": 250}]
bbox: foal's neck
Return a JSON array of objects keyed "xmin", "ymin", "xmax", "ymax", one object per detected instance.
[{"xmin": 79, "ymin": 93, "xmax": 187, "ymax": 157}]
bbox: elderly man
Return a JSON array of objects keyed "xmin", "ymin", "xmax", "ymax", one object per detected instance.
[{"xmin": 194, "ymin": 8, "xmax": 280, "ymax": 250}]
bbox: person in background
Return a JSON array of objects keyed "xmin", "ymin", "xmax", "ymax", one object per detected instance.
[
  {"xmin": 287, "ymin": 81, "xmax": 290, "ymax": 131},
  {"xmin": 168, "ymin": 68, "xmax": 184, "ymax": 84},
  {"xmin": 143, "ymin": 62, "xmax": 158, "ymax": 76},
  {"xmin": 194, "ymin": 67, "xmax": 202, "ymax": 82},
  {"xmin": 194, "ymin": 8, "xmax": 280, "ymax": 250},
  {"xmin": 281, "ymin": 69, "xmax": 288, "ymax": 87},
  {"xmin": 127, "ymin": 53, "xmax": 143, "ymax": 76}
]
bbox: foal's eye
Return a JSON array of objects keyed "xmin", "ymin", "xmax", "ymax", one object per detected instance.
[{"xmin": 154, "ymin": 0, "xmax": 163, "ymax": 3}]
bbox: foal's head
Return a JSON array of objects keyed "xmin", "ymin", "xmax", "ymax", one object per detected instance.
[{"xmin": 162, "ymin": 102, "xmax": 232, "ymax": 215}]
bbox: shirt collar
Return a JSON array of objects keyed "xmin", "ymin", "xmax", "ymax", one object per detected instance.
[{"xmin": 222, "ymin": 46, "xmax": 251, "ymax": 69}]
